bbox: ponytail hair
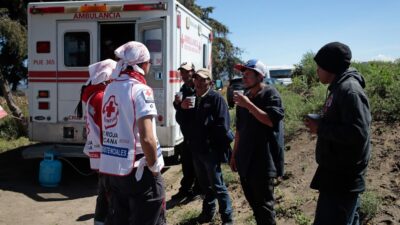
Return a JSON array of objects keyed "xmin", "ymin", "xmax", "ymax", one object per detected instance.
[{"xmin": 75, "ymin": 84, "xmax": 87, "ymax": 119}]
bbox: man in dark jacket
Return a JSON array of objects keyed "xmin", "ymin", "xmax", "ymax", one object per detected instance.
[
  {"xmin": 189, "ymin": 68, "xmax": 233, "ymax": 225},
  {"xmin": 171, "ymin": 62, "xmax": 201, "ymax": 202},
  {"xmin": 305, "ymin": 42, "xmax": 371, "ymax": 225},
  {"xmin": 230, "ymin": 59, "xmax": 285, "ymax": 225}
]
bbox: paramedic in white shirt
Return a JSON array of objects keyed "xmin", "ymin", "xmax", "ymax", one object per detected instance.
[{"xmin": 100, "ymin": 41, "xmax": 165, "ymax": 225}]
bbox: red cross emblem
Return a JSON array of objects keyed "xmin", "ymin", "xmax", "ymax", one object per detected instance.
[
  {"xmin": 105, "ymin": 101, "xmax": 116, "ymax": 117},
  {"xmin": 103, "ymin": 95, "xmax": 119, "ymax": 129},
  {"xmin": 145, "ymin": 89, "xmax": 153, "ymax": 97}
]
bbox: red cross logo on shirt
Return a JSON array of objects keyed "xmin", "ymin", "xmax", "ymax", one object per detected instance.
[
  {"xmin": 105, "ymin": 101, "xmax": 116, "ymax": 117},
  {"xmin": 103, "ymin": 95, "xmax": 119, "ymax": 129},
  {"xmin": 145, "ymin": 89, "xmax": 153, "ymax": 97}
]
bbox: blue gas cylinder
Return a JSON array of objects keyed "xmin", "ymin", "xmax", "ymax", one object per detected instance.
[{"xmin": 39, "ymin": 151, "xmax": 62, "ymax": 187}]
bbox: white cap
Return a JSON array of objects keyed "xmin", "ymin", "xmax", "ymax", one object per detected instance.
[
  {"xmin": 86, "ymin": 59, "xmax": 117, "ymax": 85},
  {"xmin": 112, "ymin": 41, "xmax": 150, "ymax": 77},
  {"xmin": 234, "ymin": 59, "xmax": 268, "ymax": 77}
]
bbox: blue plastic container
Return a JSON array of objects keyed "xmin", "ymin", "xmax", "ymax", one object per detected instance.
[{"xmin": 39, "ymin": 151, "xmax": 62, "ymax": 187}]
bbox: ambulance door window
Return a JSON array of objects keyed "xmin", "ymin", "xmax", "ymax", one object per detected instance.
[
  {"xmin": 64, "ymin": 32, "xmax": 90, "ymax": 67},
  {"xmin": 142, "ymin": 28, "xmax": 163, "ymax": 88},
  {"xmin": 99, "ymin": 23, "xmax": 135, "ymax": 61}
]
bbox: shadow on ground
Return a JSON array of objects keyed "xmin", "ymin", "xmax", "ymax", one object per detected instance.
[{"xmin": 0, "ymin": 146, "xmax": 99, "ymax": 202}]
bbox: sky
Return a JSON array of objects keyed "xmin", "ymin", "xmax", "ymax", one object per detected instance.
[{"xmin": 196, "ymin": 0, "xmax": 400, "ymax": 66}]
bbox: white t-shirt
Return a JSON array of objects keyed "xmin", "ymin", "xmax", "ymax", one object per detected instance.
[{"xmin": 99, "ymin": 74, "xmax": 161, "ymax": 176}]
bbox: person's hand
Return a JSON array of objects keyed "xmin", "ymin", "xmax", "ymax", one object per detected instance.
[
  {"xmin": 174, "ymin": 94, "xmax": 182, "ymax": 104},
  {"xmin": 180, "ymin": 98, "xmax": 193, "ymax": 109},
  {"xmin": 304, "ymin": 118, "xmax": 319, "ymax": 134},
  {"xmin": 233, "ymin": 92, "xmax": 251, "ymax": 108},
  {"xmin": 229, "ymin": 156, "xmax": 237, "ymax": 172}
]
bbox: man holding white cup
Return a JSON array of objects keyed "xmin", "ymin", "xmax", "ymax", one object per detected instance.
[
  {"xmin": 188, "ymin": 68, "xmax": 234, "ymax": 224},
  {"xmin": 171, "ymin": 62, "xmax": 201, "ymax": 202},
  {"xmin": 231, "ymin": 59, "xmax": 285, "ymax": 225}
]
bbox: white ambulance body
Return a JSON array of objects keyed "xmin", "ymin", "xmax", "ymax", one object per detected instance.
[{"xmin": 26, "ymin": 0, "xmax": 212, "ymax": 158}]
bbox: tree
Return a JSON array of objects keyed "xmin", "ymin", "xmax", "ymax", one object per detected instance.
[
  {"xmin": 178, "ymin": 0, "xmax": 242, "ymax": 80},
  {"xmin": 292, "ymin": 51, "xmax": 318, "ymax": 87},
  {"xmin": 0, "ymin": 13, "xmax": 27, "ymax": 135}
]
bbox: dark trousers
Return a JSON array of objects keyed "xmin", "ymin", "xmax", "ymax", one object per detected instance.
[
  {"xmin": 179, "ymin": 140, "xmax": 201, "ymax": 193},
  {"xmin": 192, "ymin": 150, "xmax": 233, "ymax": 222},
  {"xmin": 314, "ymin": 191, "xmax": 360, "ymax": 225},
  {"xmin": 240, "ymin": 175, "xmax": 276, "ymax": 225},
  {"xmin": 95, "ymin": 173, "xmax": 110, "ymax": 223},
  {"xmin": 107, "ymin": 168, "xmax": 166, "ymax": 225}
]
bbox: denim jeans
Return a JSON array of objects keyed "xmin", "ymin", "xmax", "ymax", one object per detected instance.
[
  {"xmin": 178, "ymin": 140, "xmax": 201, "ymax": 194},
  {"xmin": 192, "ymin": 150, "xmax": 233, "ymax": 222},
  {"xmin": 313, "ymin": 191, "xmax": 360, "ymax": 225}
]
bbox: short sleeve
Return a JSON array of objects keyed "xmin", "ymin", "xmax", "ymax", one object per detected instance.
[{"xmin": 134, "ymin": 86, "xmax": 157, "ymax": 120}]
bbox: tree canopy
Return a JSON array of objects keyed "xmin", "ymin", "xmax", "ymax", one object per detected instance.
[{"xmin": 178, "ymin": 0, "xmax": 242, "ymax": 80}]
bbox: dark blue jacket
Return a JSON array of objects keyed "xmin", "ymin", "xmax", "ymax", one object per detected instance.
[
  {"xmin": 311, "ymin": 68, "xmax": 372, "ymax": 193},
  {"xmin": 173, "ymin": 84, "xmax": 195, "ymax": 139},
  {"xmin": 188, "ymin": 89, "xmax": 232, "ymax": 162}
]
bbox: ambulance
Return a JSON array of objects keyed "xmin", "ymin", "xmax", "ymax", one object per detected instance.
[{"xmin": 25, "ymin": 0, "xmax": 213, "ymax": 158}]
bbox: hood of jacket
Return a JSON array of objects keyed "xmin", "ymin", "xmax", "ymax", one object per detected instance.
[{"xmin": 328, "ymin": 68, "xmax": 366, "ymax": 91}]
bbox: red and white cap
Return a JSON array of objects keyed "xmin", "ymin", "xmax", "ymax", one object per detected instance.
[
  {"xmin": 113, "ymin": 41, "xmax": 150, "ymax": 77},
  {"xmin": 86, "ymin": 59, "xmax": 117, "ymax": 85}
]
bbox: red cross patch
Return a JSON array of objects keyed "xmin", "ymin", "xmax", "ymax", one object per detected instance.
[{"xmin": 102, "ymin": 95, "xmax": 119, "ymax": 129}]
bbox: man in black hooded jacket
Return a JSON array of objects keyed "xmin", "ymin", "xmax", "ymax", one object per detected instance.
[{"xmin": 305, "ymin": 42, "xmax": 371, "ymax": 225}]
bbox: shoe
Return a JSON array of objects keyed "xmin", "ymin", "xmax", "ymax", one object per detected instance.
[
  {"xmin": 170, "ymin": 191, "xmax": 188, "ymax": 200},
  {"xmin": 185, "ymin": 191, "xmax": 201, "ymax": 201},
  {"xmin": 222, "ymin": 221, "xmax": 234, "ymax": 225},
  {"xmin": 197, "ymin": 211, "xmax": 215, "ymax": 223}
]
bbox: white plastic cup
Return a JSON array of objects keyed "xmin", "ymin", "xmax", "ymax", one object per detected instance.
[
  {"xmin": 234, "ymin": 90, "xmax": 244, "ymax": 96},
  {"xmin": 187, "ymin": 96, "xmax": 196, "ymax": 109},
  {"xmin": 175, "ymin": 92, "xmax": 183, "ymax": 101},
  {"xmin": 306, "ymin": 113, "xmax": 321, "ymax": 121}
]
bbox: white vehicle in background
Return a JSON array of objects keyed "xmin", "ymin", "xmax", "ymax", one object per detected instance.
[
  {"xmin": 25, "ymin": 0, "xmax": 212, "ymax": 159},
  {"xmin": 267, "ymin": 65, "xmax": 294, "ymax": 86}
]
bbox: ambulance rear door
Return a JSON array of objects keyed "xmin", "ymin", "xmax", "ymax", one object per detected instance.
[
  {"xmin": 56, "ymin": 21, "xmax": 97, "ymax": 123},
  {"xmin": 136, "ymin": 18, "xmax": 171, "ymax": 145}
]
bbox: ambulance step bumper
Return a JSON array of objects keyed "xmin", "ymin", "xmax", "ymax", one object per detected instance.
[
  {"xmin": 22, "ymin": 144, "xmax": 177, "ymax": 159},
  {"xmin": 22, "ymin": 144, "xmax": 86, "ymax": 159}
]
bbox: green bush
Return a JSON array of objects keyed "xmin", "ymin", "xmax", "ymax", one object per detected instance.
[
  {"xmin": 0, "ymin": 117, "xmax": 22, "ymax": 139},
  {"xmin": 360, "ymin": 191, "xmax": 381, "ymax": 221},
  {"xmin": 277, "ymin": 80, "xmax": 326, "ymax": 138},
  {"xmin": 281, "ymin": 55, "xmax": 400, "ymax": 139}
]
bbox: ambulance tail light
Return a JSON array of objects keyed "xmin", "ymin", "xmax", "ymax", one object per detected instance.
[
  {"xmin": 209, "ymin": 32, "xmax": 214, "ymax": 42},
  {"xmin": 37, "ymin": 42, "xmax": 50, "ymax": 54},
  {"xmin": 79, "ymin": 4, "xmax": 108, "ymax": 12},
  {"xmin": 29, "ymin": 6, "xmax": 65, "ymax": 14},
  {"xmin": 157, "ymin": 115, "xmax": 164, "ymax": 122},
  {"xmin": 38, "ymin": 102, "xmax": 49, "ymax": 110},
  {"xmin": 177, "ymin": 14, "xmax": 181, "ymax": 28},
  {"xmin": 38, "ymin": 90, "xmax": 49, "ymax": 98},
  {"xmin": 123, "ymin": 3, "xmax": 167, "ymax": 11}
]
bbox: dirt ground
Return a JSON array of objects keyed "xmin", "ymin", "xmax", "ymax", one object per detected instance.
[{"xmin": 0, "ymin": 123, "xmax": 398, "ymax": 225}]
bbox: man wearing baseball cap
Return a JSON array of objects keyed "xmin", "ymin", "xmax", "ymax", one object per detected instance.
[
  {"xmin": 188, "ymin": 68, "xmax": 234, "ymax": 224},
  {"xmin": 305, "ymin": 42, "xmax": 371, "ymax": 225},
  {"xmin": 171, "ymin": 62, "xmax": 201, "ymax": 202},
  {"xmin": 231, "ymin": 59, "xmax": 285, "ymax": 225}
]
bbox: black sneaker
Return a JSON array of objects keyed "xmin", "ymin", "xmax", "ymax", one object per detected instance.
[
  {"xmin": 197, "ymin": 211, "xmax": 215, "ymax": 223},
  {"xmin": 186, "ymin": 191, "xmax": 201, "ymax": 201},
  {"xmin": 170, "ymin": 191, "xmax": 188, "ymax": 200}
]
